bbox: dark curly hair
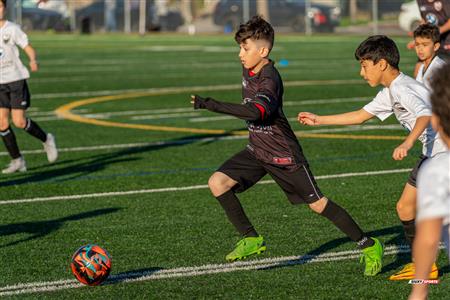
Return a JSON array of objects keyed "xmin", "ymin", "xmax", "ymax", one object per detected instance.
[
  {"xmin": 355, "ymin": 35, "xmax": 400, "ymax": 70},
  {"xmin": 414, "ymin": 23, "xmax": 440, "ymax": 44},
  {"xmin": 430, "ymin": 63, "xmax": 450, "ymax": 138},
  {"xmin": 234, "ymin": 15, "xmax": 274, "ymax": 51}
]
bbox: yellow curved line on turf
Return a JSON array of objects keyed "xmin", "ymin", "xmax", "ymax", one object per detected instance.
[{"xmin": 55, "ymin": 90, "xmax": 404, "ymax": 141}]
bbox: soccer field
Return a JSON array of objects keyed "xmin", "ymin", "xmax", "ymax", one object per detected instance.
[{"xmin": 0, "ymin": 33, "xmax": 448, "ymax": 299}]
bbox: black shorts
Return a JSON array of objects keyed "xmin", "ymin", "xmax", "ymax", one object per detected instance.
[
  {"xmin": 0, "ymin": 80, "xmax": 31, "ymax": 109},
  {"xmin": 217, "ymin": 149, "xmax": 323, "ymax": 204},
  {"xmin": 407, "ymin": 154, "xmax": 428, "ymax": 187}
]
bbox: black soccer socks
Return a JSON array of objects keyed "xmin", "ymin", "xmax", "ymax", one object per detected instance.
[
  {"xmin": 320, "ymin": 199, "xmax": 374, "ymax": 249},
  {"xmin": 24, "ymin": 118, "xmax": 47, "ymax": 142},
  {"xmin": 401, "ymin": 219, "xmax": 415, "ymax": 247},
  {"xmin": 216, "ymin": 190, "xmax": 259, "ymax": 238},
  {"xmin": 1, "ymin": 127, "xmax": 21, "ymax": 159}
]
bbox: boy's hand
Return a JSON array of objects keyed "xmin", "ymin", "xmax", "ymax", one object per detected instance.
[
  {"xmin": 190, "ymin": 95, "xmax": 207, "ymax": 109},
  {"xmin": 29, "ymin": 61, "xmax": 38, "ymax": 72},
  {"xmin": 298, "ymin": 112, "xmax": 319, "ymax": 126},
  {"xmin": 392, "ymin": 141, "xmax": 413, "ymax": 160}
]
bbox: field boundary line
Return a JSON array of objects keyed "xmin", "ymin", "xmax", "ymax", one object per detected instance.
[
  {"xmin": 0, "ymin": 168, "xmax": 410, "ymax": 205},
  {"xmin": 2, "ymin": 244, "xmax": 443, "ymax": 296}
]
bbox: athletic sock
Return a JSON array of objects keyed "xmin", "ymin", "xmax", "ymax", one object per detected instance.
[
  {"xmin": 320, "ymin": 199, "xmax": 374, "ymax": 249},
  {"xmin": 24, "ymin": 118, "xmax": 47, "ymax": 142},
  {"xmin": 401, "ymin": 219, "xmax": 415, "ymax": 247},
  {"xmin": 0, "ymin": 127, "xmax": 21, "ymax": 159},
  {"xmin": 216, "ymin": 190, "xmax": 258, "ymax": 238}
]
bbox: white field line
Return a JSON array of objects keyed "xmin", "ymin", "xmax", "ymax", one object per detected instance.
[
  {"xmin": 286, "ymin": 124, "xmax": 403, "ymax": 133},
  {"xmin": 131, "ymin": 112, "xmax": 200, "ymax": 120},
  {"xmin": 3, "ymin": 244, "xmax": 443, "ymax": 296},
  {"xmin": 32, "ymin": 79, "xmax": 363, "ymax": 99},
  {"xmin": 0, "ymin": 168, "xmax": 410, "ymax": 205},
  {"xmin": 0, "ymin": 136, "xmax": 248, "ymax": 157},
  {"xmin": 29, "ymin": 96, "xmax": 371, "ymax": 122}
]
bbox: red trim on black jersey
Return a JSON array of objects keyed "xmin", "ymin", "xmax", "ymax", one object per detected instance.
[
  {"xmin": 248, "ymin": 70, "xmax": 256, "ymax": 77},
  {"xmin": 254, "ymin": 103, "xmax": 266, "ymax": 120}
]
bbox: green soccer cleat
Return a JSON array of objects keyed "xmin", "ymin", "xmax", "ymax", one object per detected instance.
[
  {"xmin": 225, "ymin": 236, "xmax": 266, "ymax": 262},
  {"xmin": 360, "ymin": 237, "xmax": 384, "ymax": 276}
]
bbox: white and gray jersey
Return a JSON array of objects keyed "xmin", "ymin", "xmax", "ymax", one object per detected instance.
[
  {"xmin": 0, "ymin": 21, "xmax": 30, "ymax": 84},
  {"xmin": 363, "ymin": 73, "xmax": 446, "ymax": 157},
  {"xmin": 417, "ymin": 151, "xmax": 450, "ymax": 259},
  {"xmin": 416, "ymin": 55, "xmax": 447, "ymax": 90}
]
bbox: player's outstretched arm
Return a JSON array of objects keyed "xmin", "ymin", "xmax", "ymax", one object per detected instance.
[
  {"xmin": 298, "ymin": 109, "xmax": 373, "ymax": 126},
  {"xmin": 190, "ymin": 95, "xmax": 262, "ymax": 121},
  {"xmin": 392, "ymin": 116, "xmax": 430, "ymax": 160}
]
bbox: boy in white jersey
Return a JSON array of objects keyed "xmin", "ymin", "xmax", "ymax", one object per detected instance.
[
  {"xmin": 414, "ymin": 23, "xmax": 446, "ymax": 89},
  {"xmin": 297, "ymin": 35, "xmax": 447, "ymax": 280},
  {"xmin": 0, "ymin": 0, "xmax": 57, "ymax": 174},
  {"xmin": 408, "ymin": 64, "xmax": 450, "ymax": 300}
]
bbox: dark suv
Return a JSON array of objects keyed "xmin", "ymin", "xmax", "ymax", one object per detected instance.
[{"xmin": 213, "ymin": 0, "xmax": 340, "ymax": 32}]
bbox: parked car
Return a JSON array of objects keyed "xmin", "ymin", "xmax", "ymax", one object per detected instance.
[
  {"xmin": 19, "ymin": 0, "xmax": 66, "ymax": 31},
  {"xmin": 213, "ymin": 0, "xmax": 341, "ymax": 32},
  {"xmin": 398, "ymin": 1, "xmax": 421, "ymax": 32},
  {"xmin": 75, "ymin": 0, "xmax": 184, "ymax": 33}
]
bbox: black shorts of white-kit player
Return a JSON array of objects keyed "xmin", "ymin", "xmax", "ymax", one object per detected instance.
[
  {"xmin": 0, "ymin": 80, "xmax": 30, "ymax": 109},
  {"xmin": 218, "ymin": 148, "xmax": 323, "ymax": 204},
  {"xmin": 407, "ymin": 154, "xmax": 429, "ymax": 188}
]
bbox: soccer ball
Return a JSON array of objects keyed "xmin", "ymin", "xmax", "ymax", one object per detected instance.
[{"xmin": 70, "ymin": 244, "xmax": 112, "ymax": 286}]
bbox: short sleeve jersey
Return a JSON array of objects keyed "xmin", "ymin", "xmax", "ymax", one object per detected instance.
[
  {"xmin": 416, "ymin": 55, "xmax": 446, "ymax": 89},
  {"xmin": 0, "ymin": 21, "xmax": 30, "ymax": 84},
  {"xmin": 363, "ymin": 73, "xmax": 446, "ymax": 157},
  {"xmin": 416, "ymin": 151, "xmax": 450, "ymax": 258},
  {"xmin": 417, "ymin": 0, "xmax": 450, "ymax": 53},
  {"xmin": 241, "ymin": 61, "xmax": 306, "ymax": 166}
]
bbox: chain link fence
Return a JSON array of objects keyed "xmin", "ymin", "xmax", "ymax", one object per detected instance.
[{"xmin": 5, "ymin": 0, "xmax": 411, "ymax": 35}]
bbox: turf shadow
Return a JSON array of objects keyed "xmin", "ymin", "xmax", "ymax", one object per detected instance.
[
  {"xmin": 0, "ymin": 132, "xmax": 241, "ymax": 187},
  {"xmin": 256, "ymin": 225, "xmax": 410, "ymax": 273},
  {"xmin": 101, "ymin": 267, "xmax": 163, "ymax": 286},
  {"xmin": 0, "ymin": 207, "xmax": 122, "ymax": 248}
]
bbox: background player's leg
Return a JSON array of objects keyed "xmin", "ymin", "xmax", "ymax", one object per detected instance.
[
  {"xmin": 209, "ymin": 171, "xmax": 257, "ymax": 237},
  {"xmin": 12, "ymin": 109, "xmax": 58, "ymax": 163},
  {"xmin": 0, "ymin": 108, "xmax": 21, "ymax": 159},
  {"xmin": 12, "ymin": 109, "xmax": 46, "ymax": 142},
  {"xmin": 396, "ymin": 182, "xmax": 417, "ymax": 248}
]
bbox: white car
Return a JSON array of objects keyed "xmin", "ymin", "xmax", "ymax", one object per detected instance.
[{"xmin": 399, "ymin": 1, "xmax": 422, "ymax": 32}]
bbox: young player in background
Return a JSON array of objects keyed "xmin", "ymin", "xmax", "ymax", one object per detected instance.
[
  {"xmin": 408, "ymin": 64, "xmax": 450, "ymax": 300},
  {"xmin": 414, "ymin": 23, "xmax": 446, "ymax": 89},
  {"xmin": 298, "ymin": 35, "xmax": 446, "ymax": 281},
  {"xmin": 0, "ymin": 0, "xmax": 57, "ymax": 174},
  {"xmin": 190, "ymin": 16, "xmax": 383, "ymax": 276}
]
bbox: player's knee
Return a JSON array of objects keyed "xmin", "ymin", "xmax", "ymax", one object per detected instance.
[
  {"xmin": 12, "ymin": 118, "xmax": 26, "ymax": 129},
  {"xmin": 396, "ymin": 200, "xmax": 414, "ymax": 218},
  {"xmin": 0, "ymin": 121, "xmax": 9, "ymax": 131},
  {"xmin": 208, "ymin": 172, "xmax": 233, "ymax": 196},
  {"xmin": 308, "ymin": 197, "xmax": 328, "ymax": 214}
]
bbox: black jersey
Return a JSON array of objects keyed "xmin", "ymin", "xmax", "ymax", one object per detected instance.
[
  {"xmin": 241, "ymin": 61, "xmax": 305, "ymax": 166},
  {"xmin": 192, "ymin": 60, "xmax": 306, "ymax": 167},
  {"xmin": 418, "ymin": 0, "xmax": 450, "ymax": 53}
]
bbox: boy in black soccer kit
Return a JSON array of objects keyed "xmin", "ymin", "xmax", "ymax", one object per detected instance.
[
  {"xmin": 0, "ymin": 0, "xmax": 57, "ymax": 174},
  {"xmin": 190, "ymin": 16, "xmax": 383, "ymax": 276}
]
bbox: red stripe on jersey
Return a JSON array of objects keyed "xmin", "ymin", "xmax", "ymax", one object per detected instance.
[
  {"xmin": 249, "ymin": 70, "xmax": 256, "ymax": 77},
  {"xmin": 254, "ymin": 103, "xmax": 266, "ymax": 120}
]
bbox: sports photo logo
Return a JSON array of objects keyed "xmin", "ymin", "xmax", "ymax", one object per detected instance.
[{"xmin": 408, "ymin": 279, "xmax": 439, "ymax": 285}]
